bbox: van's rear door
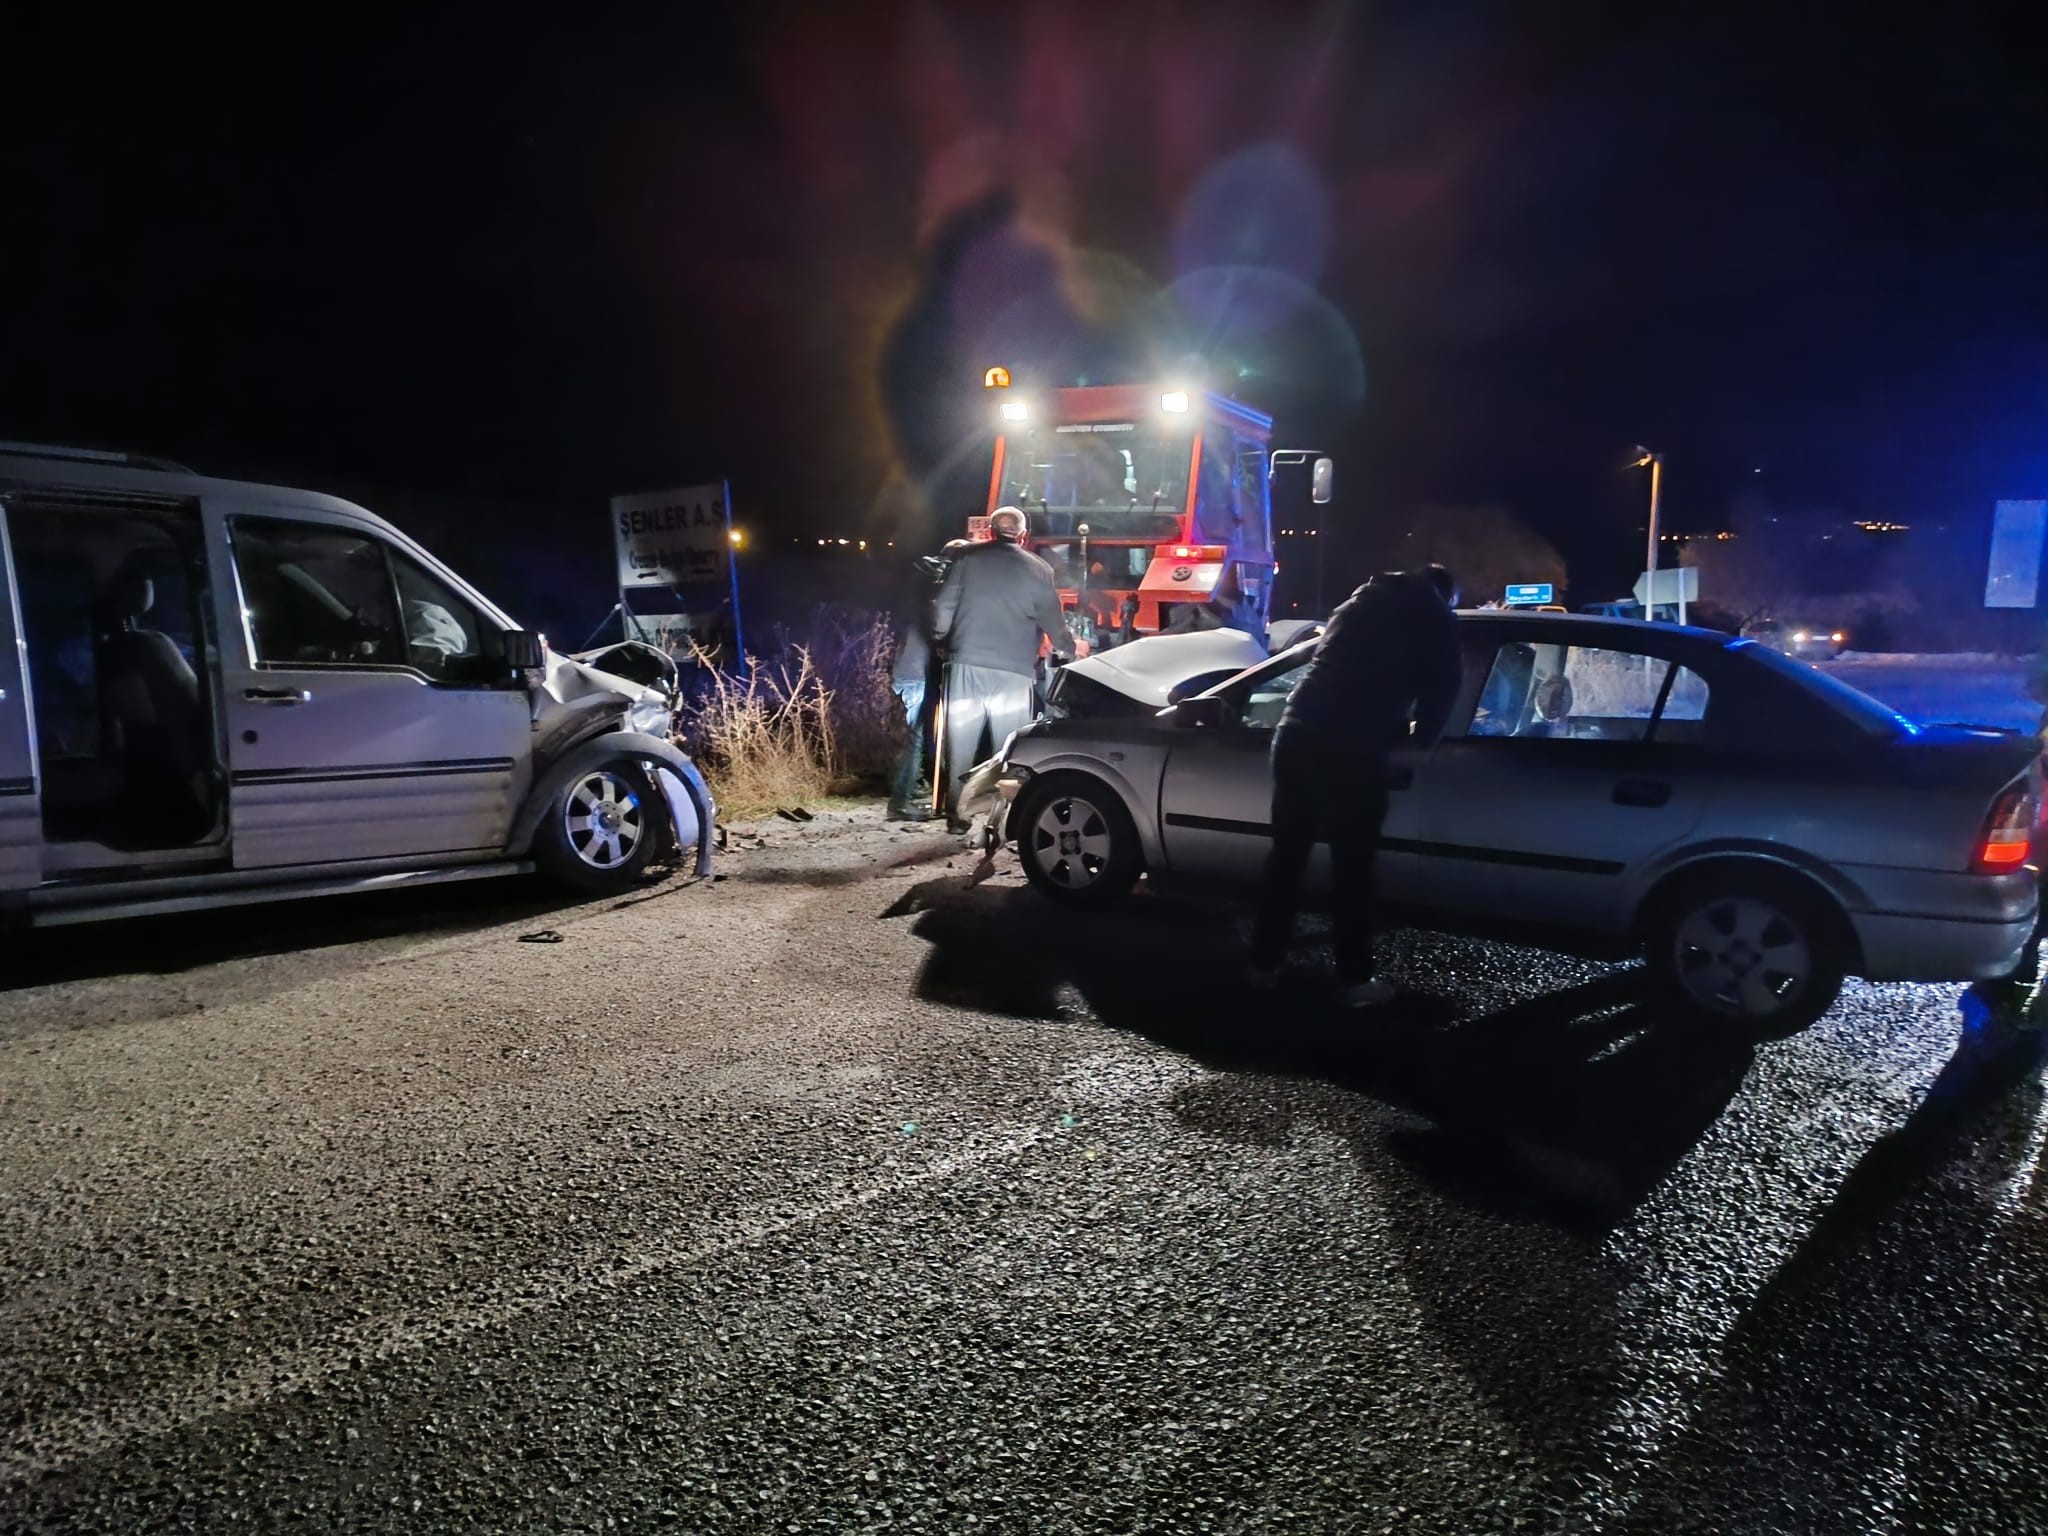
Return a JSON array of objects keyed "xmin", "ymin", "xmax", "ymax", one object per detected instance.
[{"xmin": 0, "ymin": 504, "xmax": 43, "ymax": 889}]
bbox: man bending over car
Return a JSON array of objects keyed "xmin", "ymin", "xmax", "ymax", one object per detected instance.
[{"xmin": 1249, "ymin": 565, "xmax": 1462, "ymax": 1006}]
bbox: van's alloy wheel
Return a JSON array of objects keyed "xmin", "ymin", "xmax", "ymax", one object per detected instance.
[
  {"xmin": 564, "ymin": 769, "xmax": 646, "ymax": 870},
  {"xmin": 535, "ymin": 758, "xmax": 661, "ymax": 893}
]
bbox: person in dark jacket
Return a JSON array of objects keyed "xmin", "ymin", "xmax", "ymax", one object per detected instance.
[
  {"xmin": 885, "ymin": 553, "xmax": 949, "ymax": 820},
  {"xmin": 931, "ymin": 506, "xmax": 1070, "ymax": 829},
  {"xmin": 1249, "ymin": 565, "xmax": 1463, "ymax": 1006}
]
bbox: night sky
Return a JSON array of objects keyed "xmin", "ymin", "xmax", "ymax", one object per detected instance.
[{"xmin": 6, "ymin": 4, "xmax": 2044, "ymax": 631}]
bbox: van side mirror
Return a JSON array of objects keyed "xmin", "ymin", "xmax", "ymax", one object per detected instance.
[
  {"xmin": 1168, "ymin": 694, "xmax": 1227, "ymax": 729},
  {"xmin": 1311, "ymin": 457, "xmax": 1335, "ymax": 505},
  {"xmin": 503, "ymin": 629, "xmax": 545, "ymax": 671}
]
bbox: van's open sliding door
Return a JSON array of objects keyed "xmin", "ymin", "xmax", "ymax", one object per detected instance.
[{"xmin": 0, "ymin": 504, "xmax": 43, "ymax": 890}]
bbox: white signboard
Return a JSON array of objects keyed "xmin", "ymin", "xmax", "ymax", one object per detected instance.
[
  {"xmin": 1985, "ymin": 499, "xmax": 2047, "ymax": 608},
  {"xmin": 1632, "ymin": 566, "xmax": 1698, "ymax": 607},
  {"xmin": 625, "ymin": 612, "xmax": 692, "ymax": 641},
  {"xmin": 612, "ymin": 482, "xmax": 731, "ymax": 590}
]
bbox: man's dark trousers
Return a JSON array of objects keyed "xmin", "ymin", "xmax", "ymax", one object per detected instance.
[{"xmin": 1249, "ymin": 724, "xmax": 1391, "ymax": 984}]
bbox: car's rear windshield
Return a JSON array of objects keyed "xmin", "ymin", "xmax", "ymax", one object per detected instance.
[{"xmin": 1730, "ymin": 639, "xmax": 1914, "ymax": 737}]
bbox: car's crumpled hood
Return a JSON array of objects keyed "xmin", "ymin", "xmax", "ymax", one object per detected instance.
[
  {"xmin": 535, "ymin": 641, "xmax": 676, "ymax": 739},
  {"xmin": 1058, "ymin": 629, "xmax": 1270, "ymax": 709}
]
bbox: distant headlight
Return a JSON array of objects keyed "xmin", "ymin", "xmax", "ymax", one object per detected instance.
[
  {"xmin": 1831, "ymin": 631, "xmax": 1845, "ymax": 643},
  {"xmin": 1792, "ymin": 630, "xmax": 1810, "ymax": 643}
]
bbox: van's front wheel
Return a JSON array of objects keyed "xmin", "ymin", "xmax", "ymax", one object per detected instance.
[{"xmin": 536, "ymin": 760, "xmax": 659, "ymax": 893}]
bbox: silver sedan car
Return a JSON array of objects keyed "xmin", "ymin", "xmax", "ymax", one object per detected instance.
[{"xmin": 991, "ymin": 613, "xmax": 2040, "ymax": 1037}]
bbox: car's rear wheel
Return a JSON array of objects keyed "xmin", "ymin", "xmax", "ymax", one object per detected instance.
[
  {"xmin": 536, "ymin": 759, "xmax": 660, "ymax": 894},
  {"xmin": 1013, "ymin": 774, "xmax": 1142, "ymax": 908},
  {"xmin": 1644, "ymin": 868, "xmax": 1848, "ymax": 1039}
]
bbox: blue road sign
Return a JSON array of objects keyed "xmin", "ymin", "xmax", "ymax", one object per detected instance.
[{"xmin": 1505, "ymin": 583, "xmax": 1554, "ymax": 606}]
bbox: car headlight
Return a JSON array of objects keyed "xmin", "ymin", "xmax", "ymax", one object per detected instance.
[{"xmin": 628, "ymin": 692, "xmax": 671, "ymax": 735}]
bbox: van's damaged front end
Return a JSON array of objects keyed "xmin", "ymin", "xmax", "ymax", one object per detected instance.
[{"xmin": 519, "ymin": 639, "xmax": 716, "ymax": 877}]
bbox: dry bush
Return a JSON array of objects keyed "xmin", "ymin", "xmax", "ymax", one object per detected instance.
[
  {"xmin": 788, "ymin": 606, "xmax": 902, "ymax": 783},
  {"xmin": 671, "ymin": 608, "xmax": 900, "ymax": 817},
  {"xmin": 675, "ymin": 643, "xmax": 837, "ymax": 818}
]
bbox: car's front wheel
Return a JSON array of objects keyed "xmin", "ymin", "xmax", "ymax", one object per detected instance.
[
  {"xmin": 1013, "ymin": 774, "xmax": 1142, "ymax": 908},
  {"xmin": 1643, "ymin": 868, "xmax": 1848, "ymax": 1039},
  {"xmin": 535, "ymin": 759, "xmax": 660, "ymax": 894}
]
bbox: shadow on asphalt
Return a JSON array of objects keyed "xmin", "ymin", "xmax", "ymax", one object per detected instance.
[
  {"xmin": 904, "ymin": 879, "xmax": 1755, "ymax": 1236},
  {"xmin": 0, "ymin": 871, "xmax": 690, "ymax": 991},
  {"xmin": 905, "ymin": 876, "xmax": 1758, "ymax": 1458},
  {"xmin": 1617, "ymin": 992, "xmax": 2048, "ymax": 1532},
  {"xmin": 732, "ymin": 839, "xmax": 969, "ymax": 889}
]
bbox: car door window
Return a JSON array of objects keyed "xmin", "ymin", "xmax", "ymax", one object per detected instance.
[
  {"xmin": 234, "ymin": 519, "xmax": 404, "ymax": 668},
  {"xmin": 390, "ymin": 550, "xmax": 498, "ymax": 684},
  {"xmin": 235, "ymin": 520, "xmax": 503, "ymax": 684},
  {"xmin": 1466, "ymin": 641, "xmax": 1709, "ymax": 742},
  {"xmin": 1239, "ymin": 658, "xmax": 1310, "ymax": 729},
  {"xmin": 1652, "ymin": 664, "xmax": 1711, "ymax": 743}
]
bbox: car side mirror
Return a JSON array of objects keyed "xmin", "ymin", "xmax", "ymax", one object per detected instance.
[
  {"xmin": 503, "ymin": 629, "xmax": 545, "ymax": 671},
  {"xmin": 1311, "ymin": 456, "xmax": 1335, "ymax": 505},
  {"xmin": 1168, "ymin": 694, "xmax": 1227, "ymax": 729}
]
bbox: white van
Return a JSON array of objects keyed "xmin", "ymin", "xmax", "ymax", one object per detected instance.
[{"xmin": 0, "ymin": 443, "xmax": 713, "ymax": 927}]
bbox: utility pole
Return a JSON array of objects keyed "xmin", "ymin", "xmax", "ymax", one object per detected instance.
[{"xmin": 1635, "ymin": 447, "xmax": 1664, "ymax": 619}]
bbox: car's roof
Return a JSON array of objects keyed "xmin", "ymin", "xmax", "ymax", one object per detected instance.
[
  {"xmin": 0, "ymin": 448, "xmax": 396, "ymax": 534},
  {"xmin": 1456, "ymin": 609, "xmax": 1737, "ymax": 647},
  {"xmin": 1254, "ymin": 609, "xmax": 1739, "ymax": 675}
]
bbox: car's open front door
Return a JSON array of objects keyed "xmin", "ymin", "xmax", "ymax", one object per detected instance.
[{"xmin": 1156, "ymin": 652, "xmax": 1430, "ymax": 898}]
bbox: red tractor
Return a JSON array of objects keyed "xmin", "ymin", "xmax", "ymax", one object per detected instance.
[{"xmin": 971, "ymin": 374, "xmax": 1287, "ymax": 645}]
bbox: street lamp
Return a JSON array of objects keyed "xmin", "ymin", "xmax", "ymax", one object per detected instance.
[{"xmin": 1632, "ymin": 447, "xmax": 1664, "ymax": 618}]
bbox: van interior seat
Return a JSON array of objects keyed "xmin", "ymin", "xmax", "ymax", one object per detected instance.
[{"xmin": 95, "ymin": 567, "xmax": 213, "ymax": 845}]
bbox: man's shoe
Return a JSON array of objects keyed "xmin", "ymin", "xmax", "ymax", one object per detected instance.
[
  {"xmin": 945, "ymin": 817, "xmax": 973, "ymax": 835},
  {"xmin": 1247, "ymin": 965, "xmax": 1281, "ymax": 992},
  {"xmin": 1342, "ymin": 978, "xmax": 1397, "ymax": 1008},
  {"xmin": 886, "ymin": 804, "xmax": 934, "ymax": 822}
]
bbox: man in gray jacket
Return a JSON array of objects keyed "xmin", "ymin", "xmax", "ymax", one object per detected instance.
[{"xmin": 931, "ymin": 505, "xmax": 1071, "ymax": 829}]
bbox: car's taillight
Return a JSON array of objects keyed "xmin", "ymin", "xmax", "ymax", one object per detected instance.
[{"xmin": 1977, "ymin": 783, "xmax": 2035, "ymax": 871}]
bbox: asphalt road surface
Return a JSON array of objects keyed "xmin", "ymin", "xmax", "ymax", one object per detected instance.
[{"xmin": 4, "ymin": 808, "xmax": 2047, "ymax": 1534}]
